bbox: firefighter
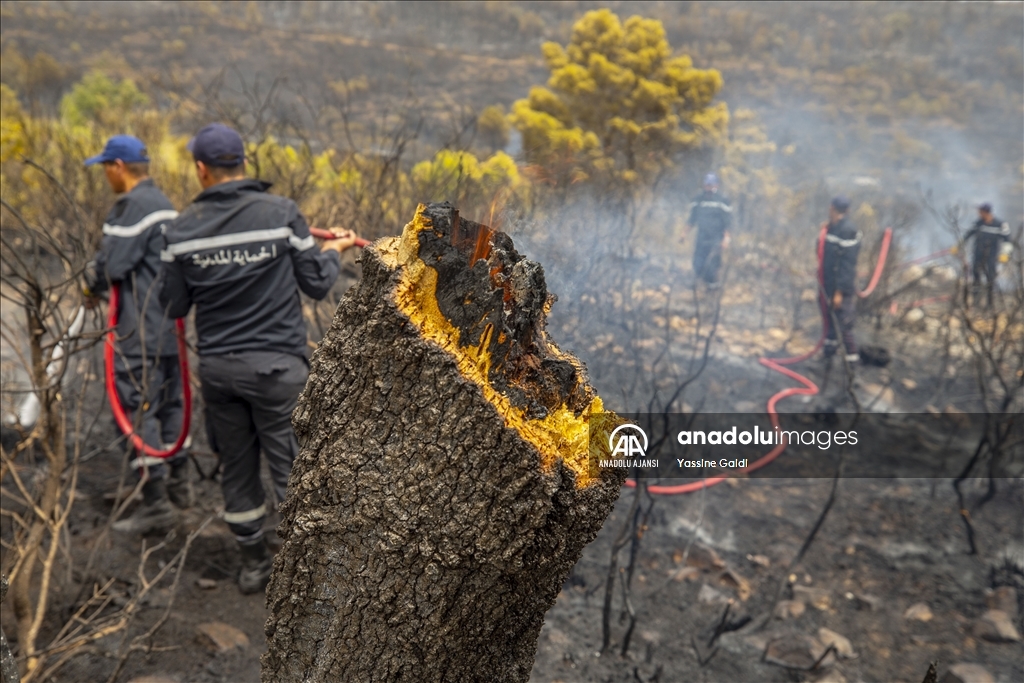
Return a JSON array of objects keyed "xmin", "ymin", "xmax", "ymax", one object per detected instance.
[
  {"xmin": 159, "ymin": 123, "xmax": 357, "ymax": 594},
  {"xmin": 963, "ymin": 203, "xmax": 1011, "ymax": 309},
  {"xmin": 821, "ymin": 195, "xmax": 861, "ymax": 363},
  {"xmin": 686, "ymin": 173, "xmax": 732, "ymax": 288},
  {"xmin": 82, "ymin": 135, "xmax": 191, "ymax": 534}
]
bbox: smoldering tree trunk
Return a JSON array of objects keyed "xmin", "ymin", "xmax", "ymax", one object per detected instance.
[
  {"xmin": 262, "ymin": 202, "xmax": 624, "ymax": 682},
  {"xmin": 1, "ymin": 575, "xmax": 17, "ymax": 683}
]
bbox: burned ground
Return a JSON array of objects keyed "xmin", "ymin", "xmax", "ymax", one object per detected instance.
[
  {"xmin": 5, "ymin": 231, "xmax": 1020, "ymax": 682},
  {"xmin": 2, "ymin": 2, "xmax": 1022, "ymax": 682}
]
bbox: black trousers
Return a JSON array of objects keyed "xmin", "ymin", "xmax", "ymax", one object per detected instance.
[
  {"xmin": 199, "ymin": 351, "xmax": 308, "ymax": 538},
  {"xmin": 824, "ymin": 294, "xmax": 857, "ymax": 356},
  {"xmin": 972, "ymin": 248, "xmax": 999, "ymax": 308},
  {"xmin": 114, "ymin": 354, "xmax": 187, "ymax": 478},
  {"xmin": 693, "ymin": 239, "xmax": 723, "ymax": 284}
]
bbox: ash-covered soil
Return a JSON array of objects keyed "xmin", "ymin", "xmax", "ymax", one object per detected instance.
[
  {"xmin": 532, "ymin": 474, "xmax": 1023, "ymax": 683},
  {"xmin": 6, "ymin": 242, "xmax": 1021, "ymax": 683},
  {"xmin": 34, "ymin": 396, "xmax": 274, "ymax": 683},
  {"xmin": 46, "ymin": 383, "xmax": 1023, "ymax": 683},
  {"xmin": 527, "ymin": 247, "xmax": 1023, "ymax": 682}
]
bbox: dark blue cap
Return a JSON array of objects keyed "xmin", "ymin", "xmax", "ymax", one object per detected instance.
[
  {"xmin": 978, "ymin": 202, "xmax": 993, "ymax": 213},
  {"xmin": 84, "ymin": 135, "xmax": 149, "ymax": 166},
  {"xmin": 703, "ymin": 173, "xmax": 719, "ymax": 188},
  {"xmin": 831, "ymin": 195, "xmax": 851, "ymax": 212},
  {"xmin": 188, "ymin": 123, "xmax": 245, "ymax": 167}
]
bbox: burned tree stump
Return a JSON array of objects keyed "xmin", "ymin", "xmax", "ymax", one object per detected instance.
[{"xmin": 262, "ymin": 202, "xmax": 625, "ymax": 682}]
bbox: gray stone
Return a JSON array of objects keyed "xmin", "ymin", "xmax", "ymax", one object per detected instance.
[
  {"xmin": 971, "ymin": 609, "xmax": 1021, "ymax": 643},
  {"xmin": 773, "ymin": 600, "xmax": 806, "ymax": 619},
  {"xmin": 196, "ymin": 622, "xmax": 249, "ymax": 653},
  {"xmin": 817, "ymin": 627, "xmax": 856, "ymax": 658},
  {"xmin": 903, "ymin": 602, "xmax": 933, "ymax": 622},
  {"xmin": 764, "ymin": 634, "xmax": 832, "ymax": 670},
  {"xmin": 940, "ymin": 663, "xmax": 994, "ymax": 683}
]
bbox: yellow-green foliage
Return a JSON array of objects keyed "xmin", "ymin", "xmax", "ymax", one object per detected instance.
[
  {"xmin": 60, "ymin": 71, "xmax": 149, "ymax": 128},
  {"xmin": 1, "ymin": 84, "xmax": 26, "ymax": 161},
  {"xmin": 509, "ymin": 8, "xmax": 729, "ymax": 188},
  {"xmin": 247, "ymin": 136, "xmax": 324, "ymax": 205},
  {"xmin": 1, "ymin": 71, "xmax": 524, "ymax": 242},
  {"xmin": 477, "ymin": 104, "xmax": 510, "ymax": 152},
  {"xmin": 412, "ymin": 149, "xmax": 525, "ymax": 215},
  {"xmin": 2, "ymin": 76, "xmax": 187, "ymax": 234},
  {"xmin": 717, "ymin": 108, "xmax": 793, "ymax": 235}
]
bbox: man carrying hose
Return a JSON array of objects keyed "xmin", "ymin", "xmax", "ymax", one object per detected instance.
[
  {"xmin": 686, "ymin": 173, "xmax": 732, "ymax": 289},
  {"xmin": 159, "ymin": 123, "xmax": 358, "ymax": 594},
  {"xmin": 83, "ymin": 135, "xmax": 191, "ymax": 534},
  {"xmin": 821, "ymin": 195, "xmax": 861, "ymax": 363},
  {"xmin": 964, "ymin": 203, "xmax": 1011, "ymax": 309}
]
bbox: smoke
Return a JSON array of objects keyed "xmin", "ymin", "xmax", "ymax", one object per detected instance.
[{"xmin": 729, "ymin": 91, "xmax": 1022, "ymax": 259}]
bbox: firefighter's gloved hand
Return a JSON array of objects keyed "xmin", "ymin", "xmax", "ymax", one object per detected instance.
[
  {"xmin": 998, "ymin": 242, "xmax": 1013, "ymax": 263},
  {"xmin": 949, "ymin": 244, "xmax": 959, "ymax": 255}
]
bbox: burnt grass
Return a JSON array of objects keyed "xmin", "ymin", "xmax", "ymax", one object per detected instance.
[{"xmin": 11, "ymin": 254, "xmax": 1024, "ymax": 683}]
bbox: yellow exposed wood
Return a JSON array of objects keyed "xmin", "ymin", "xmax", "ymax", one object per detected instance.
[{"xmin": 386, "ymin": 204, "xmax": 604, "ymax": 487}]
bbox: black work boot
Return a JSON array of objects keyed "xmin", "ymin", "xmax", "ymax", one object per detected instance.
[
  {"xmin": 112, "ymin": 479, "xmax": 176, "ymax": 534},
  {"xmin": 166, "ymin": 457, "xmax": 194, "ymax": 509},
  {"xmin": 238, "ymin": 536, "xmax": 273, "ymax": 595}
]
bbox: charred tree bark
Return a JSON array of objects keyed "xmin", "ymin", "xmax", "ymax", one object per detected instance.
[
  {"xmin": 0, "ymin": 575, "xmax": 17, "ymax": 683},
  {"xmin": 262, "ymin": 202, "xmax": 624, "ymax": 682}
]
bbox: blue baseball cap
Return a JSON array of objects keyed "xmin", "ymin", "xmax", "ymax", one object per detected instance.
[
  {"xmin": 831, "ymin": 195, "xmax": 851, "ymax": 212},
  {"xmin": 703, "ymin": 173, "xmax": 719, "ymax": 188},
  {"xmin": 84, "ymin": 135, "xmax": 149, "ymax": 166},
  {"xmin": 188, "ymin": 123, "xmax": 245, "ymax": 167},
  {"xmin": 978, "ymin": 202, "xmax": 993, "ymax": 213}
]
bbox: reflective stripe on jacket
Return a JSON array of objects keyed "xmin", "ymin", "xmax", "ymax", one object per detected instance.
[
  {"xmin": 90, "ymin": 179, "xmax": 179, "ymax": 358},
  {"xmin": 822, "ymin": 216, "xmax": 861, "ymax": 296},
  {"xmin": 965, "ymin": 217, "xmax": 1011, "ymax": 261},
  {"xmin": 159, "ymin": 179, "xmax": 340, "ymax": 358},
  {"xmin": 687, "ymin": 190, "xmax": 732, "ymax": 244}
]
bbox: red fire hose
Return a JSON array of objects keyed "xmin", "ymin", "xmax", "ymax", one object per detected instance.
[
  {"xmin": 105, "ymin": 229, "xmax": 367, "ymax": 459},
  {"xmin": 627, "ymin": 226, "xmax": 892, "ymax": 495},
  {"xmin": 309, "ymin": 227, "xmax": 369, "ymax": 248},
  {"xmin": 896, "ymin": 247, "xmax": 952, "ymax": 270},
  {"xmin": 105, "ymin": 285, "xmax": 192, "ymax": 458}
]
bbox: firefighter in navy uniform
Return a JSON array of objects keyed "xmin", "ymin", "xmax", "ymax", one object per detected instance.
[
  {"xmin": 159, "ymin": 124, "xmax": 358, "ymax": 594},
  {"xmin": 686, "ymin": 173, "xmax": 732, "ymax": 288},
  {"xmin": 963, "ymin": 203, "xmax": 1012, "ymax": 309},
  {"xmin": 82, "ymin": 135, "xmax": 192, "ymax": 534},
  {"xmin": 821, "ymin": 195, "xmax": 861, "ymax": 363}
]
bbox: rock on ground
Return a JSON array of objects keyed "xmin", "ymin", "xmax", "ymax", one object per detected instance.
[
  {"xmin": 971, "ymin": 609, "xmax": 1021, "ymax": 643},
  {"xmin": 196, "ymin": 622, "xmax": 249, "ymax": 653},
  {"xmin": 941, "ymin": 663, "xmax": 995, "ymax": 683}
]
